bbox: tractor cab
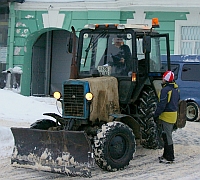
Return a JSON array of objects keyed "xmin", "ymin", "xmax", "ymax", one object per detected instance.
[
  {"xmin": 76, "ymin": 19, "xmax": 171, "ymax": 81},
  {"xmin": 73, "ymin": 19, "xmax": 171, "ymax": 104}
]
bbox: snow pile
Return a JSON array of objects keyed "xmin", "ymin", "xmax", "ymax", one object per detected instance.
[{"xmin": 0, "ymin": 89, "xmax": 60, "ymax": 124}]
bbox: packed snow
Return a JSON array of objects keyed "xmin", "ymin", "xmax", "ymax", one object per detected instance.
[{"xmin": 0, "ymin": 88, "xmax": 200, "ymax": 179}]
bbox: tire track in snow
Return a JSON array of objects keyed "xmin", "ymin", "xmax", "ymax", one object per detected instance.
[
  {"xmin": 0, "ymin": 122, "xmax": 200, "ymax": 180},
  {"xmin": 0, "ymin": 145, "xmax": 200, "ymax": 180}
]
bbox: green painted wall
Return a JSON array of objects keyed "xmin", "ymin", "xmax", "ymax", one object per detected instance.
[
  {"xmin": 145, "ymin": 12, "xmax": 188, "ymax": 54},
  {"xmin": 7, "ymin": 9, "xmax": 188, "ymax": 96},
  {"xmin": 8, "ymin": 10, "xmax": 134, "ymax": 95}
]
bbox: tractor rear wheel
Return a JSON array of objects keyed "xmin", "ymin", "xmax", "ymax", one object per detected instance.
[
  {"xmin": 138, "ymin": 86, "xmax": 162, "ymax": 149},
  {"xmin": 94, "ymin": 121, "xmax": 136, "ymax": 171}
]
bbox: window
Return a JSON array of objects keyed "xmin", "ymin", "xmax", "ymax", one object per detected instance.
[
  {"xmin": 0, "ymin": 5, "xmax": 8, "ymax": 88},
  {"xmin": 181, "ymin": 64, "xmax": 200, "ymax": 81},
  {"xmin": 80, "ymin": 32, "xmax": 132, "ymax": 77},
  {"xmin": 0, "ymin": 5, "xmax": 9, "ymax": 46},
  {"xmin": 175, "ymin": 12, "xmax": 200, "ymax": 55},
  {"xmin": 181, "ymin": 26, "xmax": 200, "ymax": 55},
  {"xmin": 171, "ymin": 64, "xmax": 179, "ymax": 80}
]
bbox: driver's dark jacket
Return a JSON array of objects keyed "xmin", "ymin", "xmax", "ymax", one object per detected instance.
[
  {"xmin": 112, "ymin": 44, "xmax": 132, "ymax": 73},
  {"xmin": 154, "ymin": 82, "xmax": 180, "ymax": 124}
]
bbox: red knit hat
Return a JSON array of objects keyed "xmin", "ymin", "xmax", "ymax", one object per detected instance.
[{"xmin": 163, "ymin": 71, "xmax": 174, "ymax": 82}]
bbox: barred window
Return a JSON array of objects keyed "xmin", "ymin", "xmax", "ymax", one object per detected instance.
[{"xmin": 181, "ymin": 26, "xmax": 200, "ymax": 55}]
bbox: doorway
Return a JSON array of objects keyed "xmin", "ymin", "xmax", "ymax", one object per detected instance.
[{"xmin": 31, "ymin": 30, "xmax": 72, "ymax": 96}]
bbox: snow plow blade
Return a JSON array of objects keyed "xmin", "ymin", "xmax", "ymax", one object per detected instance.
[{"xmin": 10, "ymin": 128, "xmax": 92, "ymax": 177}]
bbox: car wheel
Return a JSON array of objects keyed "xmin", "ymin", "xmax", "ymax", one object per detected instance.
[{"xmin": 186, "ymin": 102, "xmax": 199, "ymax": 121}]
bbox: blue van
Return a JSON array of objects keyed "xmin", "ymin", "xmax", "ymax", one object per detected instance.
[{"xmin": 162, "ymin": 55, "xmax": 200, "ymax": 121}]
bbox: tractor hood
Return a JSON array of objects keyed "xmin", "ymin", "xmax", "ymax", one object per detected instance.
[{"xmin": 82, "ymin": 76, "xmax": 120, "ymax": 122}]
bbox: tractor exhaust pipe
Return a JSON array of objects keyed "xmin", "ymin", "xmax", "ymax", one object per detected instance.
[{"xmin": 69, "ymin": 26, "xmax": 78, "ymax": 79}]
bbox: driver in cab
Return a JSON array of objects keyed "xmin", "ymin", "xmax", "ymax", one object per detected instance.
[{"xmin": 110, "ymin": 37, "xmax": 132, "ymax": 75}]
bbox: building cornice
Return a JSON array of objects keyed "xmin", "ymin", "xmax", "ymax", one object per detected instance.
[{"xmin": 14, "ymin": 0, "xmax": 200, "ymax": 12}]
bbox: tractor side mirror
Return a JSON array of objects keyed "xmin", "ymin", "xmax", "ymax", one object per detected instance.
[{"xmin": 143, "ymin": 36, "xmax": 151, "ymax": 53}]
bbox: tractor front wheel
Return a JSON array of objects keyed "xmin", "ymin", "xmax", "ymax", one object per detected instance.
[
  {"xmin": 94, "ymin": 121, "xmax": 136, "ymax": 171},
  {"xmin": 30, "ymin": 119, "xmax": 56, "ymax": 130}
]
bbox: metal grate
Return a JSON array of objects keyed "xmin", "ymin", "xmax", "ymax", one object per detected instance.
[
  {"xmin": 63, "ymin": 84, "xmax": 84, "ymax": 117},
  {"xmin": 181, "ymin": 26, "xmax": 200, "ymax": 55}
]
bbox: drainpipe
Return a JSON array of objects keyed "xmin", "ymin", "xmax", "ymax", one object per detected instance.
[{"xmin": 8, "ymin": 2, "xmax": 15, "ymax": 69}]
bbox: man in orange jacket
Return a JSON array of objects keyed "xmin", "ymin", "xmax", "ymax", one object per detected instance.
[{"xmin": 154, "ymin": 70, "xmax": 180, "ymax": 163}]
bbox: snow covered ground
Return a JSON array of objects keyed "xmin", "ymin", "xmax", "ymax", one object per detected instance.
[
  {"xmin": 0, "ymin": 89, "xmax": 60, "ymax": 159},
  {"xmin": 0, "ymin": 88, "xmax": 200, "ymax": 180}
]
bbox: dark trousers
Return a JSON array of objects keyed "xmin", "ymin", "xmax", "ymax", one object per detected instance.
[{"xmin": 161, "ymin": 120, "xmax": 175, "ymax": 161}]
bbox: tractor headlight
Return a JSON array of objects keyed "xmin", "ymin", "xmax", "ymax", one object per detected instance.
[
  {"xmin": 85, "ymin": 92, "xmax": 93, "ymax": 101},
  {"xmin": 53, "ymin": 91, "xmax": 61, "ymax": 100}
]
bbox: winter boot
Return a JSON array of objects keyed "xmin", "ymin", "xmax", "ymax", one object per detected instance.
[
  {"xmin": 159, "ymin": 156, "xmax": 174, "ymax": 164},
  {"xmin": 160, "ymin": 144, "xmax": 174, "ymax": 163}
]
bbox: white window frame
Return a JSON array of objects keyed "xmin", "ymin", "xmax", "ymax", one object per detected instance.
[{"xmin": 174, "ymin": 11, "xmax": 200, "ymax": 54}]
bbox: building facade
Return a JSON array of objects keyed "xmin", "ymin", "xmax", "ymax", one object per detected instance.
[{"xmin": 4, "ymin": 0, "xmax": 200, "ymax": 96}]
